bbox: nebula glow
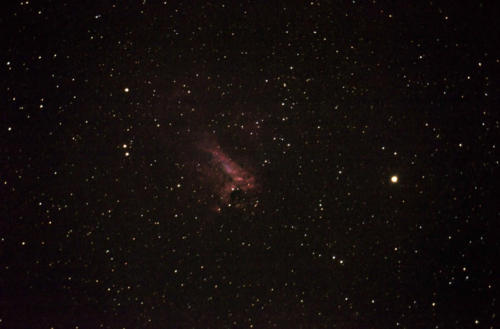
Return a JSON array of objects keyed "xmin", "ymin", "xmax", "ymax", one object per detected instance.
[{"xmin": 198, "ymin": 141, "xmax": 257, "ymax": 207}]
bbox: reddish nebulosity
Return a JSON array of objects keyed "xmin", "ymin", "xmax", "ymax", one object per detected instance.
[
  {"xmin": 157, "ymin": 82, "xmax": 262, "ymax": 212},
  {"xmin": 198, "ymin": 142, "xmax": 257, "ymax": 206},
  {"xmin": 208, "ymin": 147, "xmax": 256, "ymax": 201}
]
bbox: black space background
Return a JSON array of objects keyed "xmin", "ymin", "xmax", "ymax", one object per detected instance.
[{"xmin": 1, "ymin": 1, "xmax": 499, "ymax": 328}]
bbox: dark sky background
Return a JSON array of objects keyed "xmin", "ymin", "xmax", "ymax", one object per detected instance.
[{"xmin": 1, "ymin": 1, "xmax": 499, "ymax": 328}]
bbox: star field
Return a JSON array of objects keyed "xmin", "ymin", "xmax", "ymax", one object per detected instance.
[{"xmin": 1, "ymin": 1, "xmax": 499, "ymax": 328}]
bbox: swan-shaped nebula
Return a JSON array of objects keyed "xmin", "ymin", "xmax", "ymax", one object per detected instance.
[{"xmin": 196, "ymin": 139, "xmax": 258, "ymax": 210}]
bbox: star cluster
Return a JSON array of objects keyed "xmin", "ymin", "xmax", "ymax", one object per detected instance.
[{"xmin": 1, "ymin": 1, "xmax": 498, "ymax": 328}]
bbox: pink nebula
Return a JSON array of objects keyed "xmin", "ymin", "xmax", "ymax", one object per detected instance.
[{"xmin": 199, "ymin": 142, "xmax": 257, "ymax": 205}]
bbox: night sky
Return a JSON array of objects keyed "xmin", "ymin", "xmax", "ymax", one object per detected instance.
[{"xmin": 1, "ymin": 1, "xmax": 499, "ymax": 328}]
